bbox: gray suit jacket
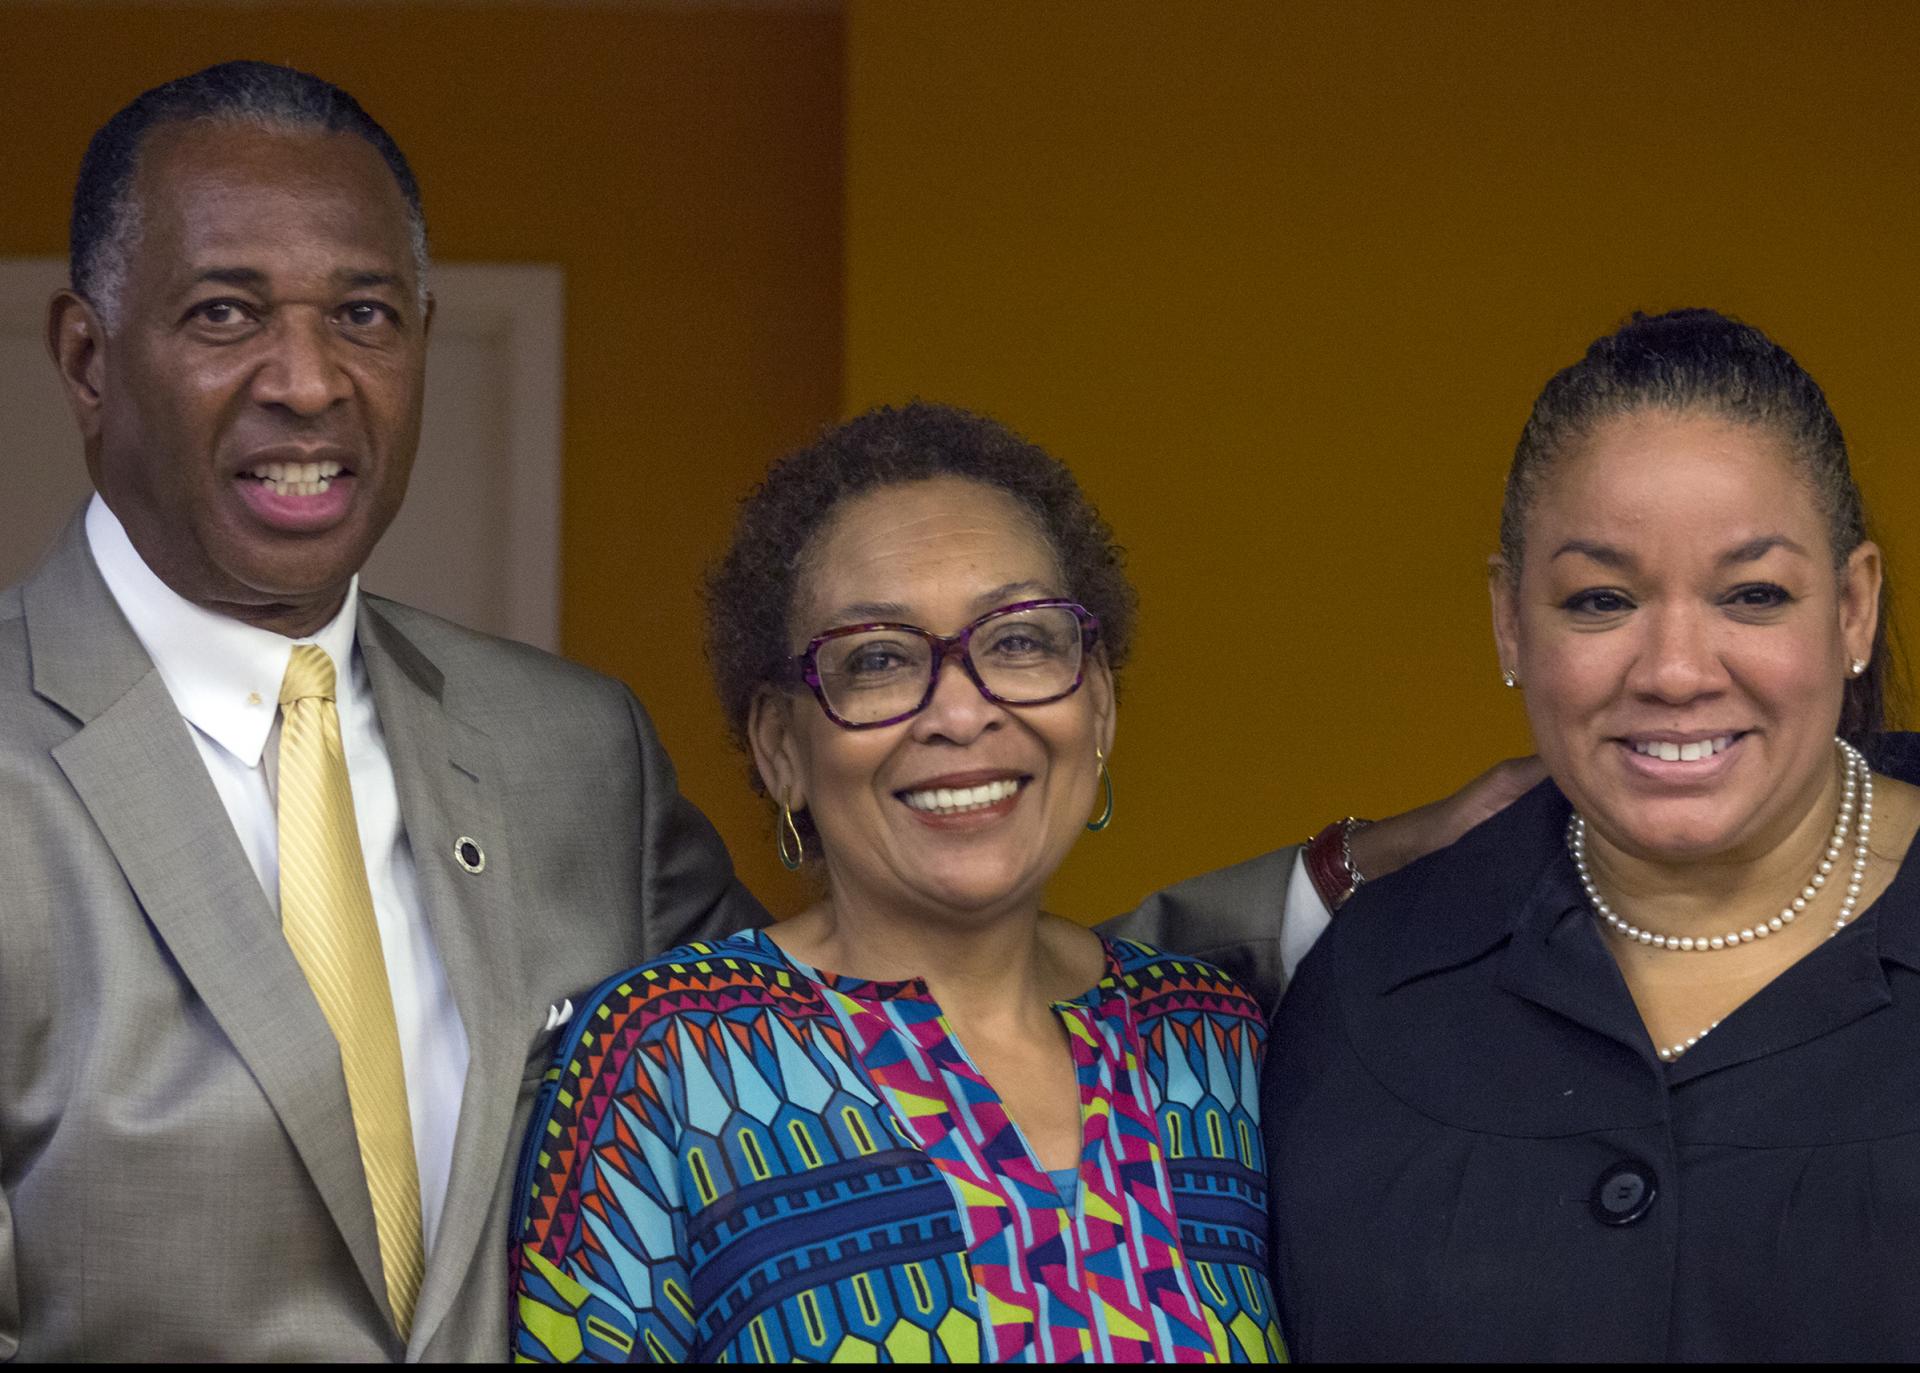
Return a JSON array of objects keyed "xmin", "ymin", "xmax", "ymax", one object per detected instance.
[
  {"xmin": 1099, "ymin": 846, "xmax": 1298, "ymax": 1016},
  {"xmin": 0, "ymin": 517, "xmax": 765, "ymax": 1361}
]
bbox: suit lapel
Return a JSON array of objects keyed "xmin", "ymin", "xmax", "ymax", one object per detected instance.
[
  {"xmin": 357, "ymin": 603, "xmax": 527, "ymax": 1358},
  {"xmin": 26, "ymin": 518, "xmax": 393, "ymax": 1324}
]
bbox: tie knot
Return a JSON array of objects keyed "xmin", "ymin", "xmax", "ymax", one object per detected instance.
[{"xmin": 280, "ymin": 643, "xmax": 338, "ymax": 706}]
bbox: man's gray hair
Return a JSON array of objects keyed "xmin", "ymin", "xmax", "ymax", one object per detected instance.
[{"xmin": 72, "ymin": 60, "xmax": 430, "ymax": 327}]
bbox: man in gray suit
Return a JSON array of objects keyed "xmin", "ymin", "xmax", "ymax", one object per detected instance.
[
  {"xmin": 0, "ymin": 62, "xmax": 760, "ymax": 1360},
  {"xmin": 1, "ymin": 57, "xmax": 1541, "ymax": 1363}
]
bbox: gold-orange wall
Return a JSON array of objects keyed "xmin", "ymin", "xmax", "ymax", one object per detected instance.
[
  {"xmin": 0, "ymin": 3, "xmax": 843, "ymax": 907},
  {"xmin": 846, "ymin": 0, "xmax": 1920, "ymax": 920},
  {"xmin": 10, "ymin": 3, "xmax": 1920, "ymax": 925}
]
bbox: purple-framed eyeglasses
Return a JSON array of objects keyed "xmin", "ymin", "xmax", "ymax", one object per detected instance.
[{"xmin": 785, "ymin": 598, "xmax": 1102, "ymax": 729}]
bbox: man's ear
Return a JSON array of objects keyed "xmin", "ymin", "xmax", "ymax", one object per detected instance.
[
  {"xmin": 748, "ymin": 687, "xmax": 806, "ymax": 812},
  {"xmin": 1488, "ymin": 554, "xmax": 1522, "ymax": 686},
  {"xmin": 47, "ymin": 290, "xmax": 108, "ymax": 454}
]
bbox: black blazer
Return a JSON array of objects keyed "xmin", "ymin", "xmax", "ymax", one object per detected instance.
[{"xmin": 1265, "ymin": 736, "xmax": 1920, "ymax": 1361}]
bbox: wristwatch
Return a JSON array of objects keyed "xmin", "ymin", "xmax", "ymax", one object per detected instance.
[{"xmin": 1304, "ymin": 816, "xmax": 1375, "ymax": 912}]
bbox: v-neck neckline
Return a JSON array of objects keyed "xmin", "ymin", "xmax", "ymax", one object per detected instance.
[
  {"xmin": 748, "ymin": 926, "xmax": 1108, "ymax": 1185},
  {"xmin": 745, "ymin": 924, "xmax": 1125, "ymax": 1010}
]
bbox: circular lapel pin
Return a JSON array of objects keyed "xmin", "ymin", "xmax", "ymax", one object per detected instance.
[{"xmin": 454, "ymin": 837, "xmax": 486, "ymax": 874}]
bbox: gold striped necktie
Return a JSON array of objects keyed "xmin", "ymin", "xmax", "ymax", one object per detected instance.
[{"xmin": 277, "ymin": 643, "xmax": 425, "ymax": 1337}]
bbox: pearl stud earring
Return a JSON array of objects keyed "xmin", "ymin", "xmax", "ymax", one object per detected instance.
[
  {"xmin": 1502, "ymin": 668, "xmax": 1518, "ymax": 689},
  {"xmin": 1851, "ymin": 658, "xmax": 1869, "ymax": 678}
]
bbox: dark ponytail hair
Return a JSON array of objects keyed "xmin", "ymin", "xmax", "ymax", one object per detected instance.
[{"xmin": 1500, "ymin": 308, "xmax": 1893, "ymax": 742}]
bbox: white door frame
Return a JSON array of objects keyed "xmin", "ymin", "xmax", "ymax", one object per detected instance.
[{"xmin": 424, "ymin": 262, "xmax": 564, "ymax": 650}]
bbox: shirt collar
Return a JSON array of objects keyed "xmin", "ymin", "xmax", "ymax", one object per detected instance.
[
  {"xmin": 1864, "ymin": 733, "xmax": 1920, "ymax": 975},
  {"xmin": 1361, "ymin": 778, "xmax": 1575, "ymax": 997},
  {"xmin": 1869, "ymin": 834, "xmax": 1920, "ymax": 975},
  {"xmin": 1362, "ymin": 763, "xmax": 1920, "ymax": 991},
  {"xmin": 85, "ymin": 493, "xmax": 361, "ymax": 768}
]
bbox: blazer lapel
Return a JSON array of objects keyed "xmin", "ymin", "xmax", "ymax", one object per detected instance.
[
  {"xmin": 357, "ymin": 603, "xmax": 527, "ymax": 1359},
  {"xmin": 25, "ymin": 517, "xmax": 393, "ymax": 1322}
]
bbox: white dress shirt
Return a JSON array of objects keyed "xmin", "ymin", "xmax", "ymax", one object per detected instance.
[
  {"xmin": 1282, "ymin": 850, "xmax": 1334, "ymax": 982},
  {"xmin": 87, "ymin": 496, "xmax": 469, "ymax": 1256}
]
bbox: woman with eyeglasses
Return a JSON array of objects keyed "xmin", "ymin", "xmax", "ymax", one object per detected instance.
[
  {"xmin": 506, "ymin": 402, "xmax": 1532, "ymax": 1363},
  {"xmin": 509, "ymin": 402, "xmax": 1289, "ymax": 1362}
]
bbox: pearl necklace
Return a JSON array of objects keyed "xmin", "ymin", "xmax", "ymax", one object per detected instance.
[
  {"xmin": 1569, "ymin": 737, "xmax": 1874, "ymax": 1061},
  {"xmin": 1569, "ymin": 737, "xmax": 1872, "ymax": 953},
  {"xmin": 1654, "ymin": 1017, "xmax": 1722, "ymax": 1064}
]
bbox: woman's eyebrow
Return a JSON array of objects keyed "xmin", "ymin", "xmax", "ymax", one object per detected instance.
[
  {"xmin": 1719, "ymin": 534, "xmax": 1810, "ymax": 566},
  {"xmin": 1548, "ymin": 536, "xmax": 1810, "ymax": 570},
  {"xmin": 971, "ymin": 580, "xmax": 1051, "ymax": 609},
  {"xmin": 1550, "ymin": 540, "xmax": 1632, "ymax": 569},
  {"xmin": 824, "ymin": 582, "xmax": 1054, "ymax": 626},
  {"xmin": 823, "ymin": 601, "xmax": 910, "ymax": 624}
]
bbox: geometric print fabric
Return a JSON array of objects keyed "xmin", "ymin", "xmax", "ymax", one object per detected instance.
[{"xmin": 511, "ymin": 931, "xmax": 1283, "ymax": 1363}]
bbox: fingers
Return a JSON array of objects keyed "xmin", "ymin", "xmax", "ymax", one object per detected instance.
[
  {"xmin": 1484, "ymin": 755, "xmax": 1548, "ymax": 801},
  {"xmin": 1450, "ymin": 755, "xmax": 1547, "ymax": 834}
]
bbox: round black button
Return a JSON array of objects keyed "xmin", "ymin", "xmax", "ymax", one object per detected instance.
[{"xmin": 1590, "ymin": 1160, "xmax": 1657, "ymax": 1226}]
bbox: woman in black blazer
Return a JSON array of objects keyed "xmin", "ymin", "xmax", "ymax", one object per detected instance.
[{"xmin": 1264, "ymin": 309, "xmax": 1920, "ymax": 1360}]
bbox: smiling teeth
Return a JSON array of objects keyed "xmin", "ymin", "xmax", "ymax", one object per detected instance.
[
  {"xmin": 903, "ymin": 778, "xmax": 1022, "ymax": 814},
  {"xmin": 247, "ymin": 460, "xmax": 343, "ymax": 497},
  {"xmin": 1634, "ymin": 735, "xmax": 1735, "ymax": 762}
]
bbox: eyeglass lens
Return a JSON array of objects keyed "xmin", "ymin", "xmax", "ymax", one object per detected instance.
[{"xmin": 814, "ymin": 604, "xmax": 1085, "ymax": 725}]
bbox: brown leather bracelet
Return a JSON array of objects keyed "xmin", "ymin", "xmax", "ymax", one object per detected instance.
[{"xmin": 1305, "ymin": 816, "xmax": 1375, "ymax": 913}]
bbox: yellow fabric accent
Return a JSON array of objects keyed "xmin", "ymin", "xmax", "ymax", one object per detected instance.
[
  {"xmin": 663, "ymin": 1277, "xmax": 697, "ymax": 1322},
  {"xmin": 278, "ymin": 644, "xmax": 424, "ymax": 1336},
  {"xmin": 951, "ymin": 1176, "xmax": 1008, "ymax": 1210},
  {"xmin": 1096, "ymin": 1303, "xmax": 1152, "ymax": 1343},
  {"xmin": 1197, "ymin": 1261, "xmax": 1230, "ymax": 1305},
  {"xmin": 984, "ymin": 1289, "xmax": 1034, "ymax": 1328},
  {"xmin": 882, "ymin": 1321, "xmax": 932, "ymax": 1362},
  {"xmin": 1203, "ymin": 1303, "xmax": 1231, "ymax": 1360},
  {"xmin": 891, "ymin": 1088, "xmax": 949, "ymax": 1119},
  {"xmin": 515, "ymin": 1289, "xmax": 585, "ymax": 1361},
  {"xmin": 936, "ymin": 1308, "xmax": 983, "ymax": 1361},
  {"xmin": 1230, "ymin": 1311, "xmax": 1272, "ymax": 1362}
]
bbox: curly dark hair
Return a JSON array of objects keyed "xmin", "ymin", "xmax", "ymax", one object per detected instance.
[{"xmin": 706, "ymin": 401, "xmax": 1137, "ymax": 813}]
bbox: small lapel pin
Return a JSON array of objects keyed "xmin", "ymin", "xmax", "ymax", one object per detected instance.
[
  {"xmin": 454, "ymin": 837, "xmax": 486, "ymax": 874},
  {"xmin": 544, "ymin": 997, "xmax": 575, "ymax": 1032}
]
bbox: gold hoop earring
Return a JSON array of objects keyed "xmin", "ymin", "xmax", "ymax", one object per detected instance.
[
  {"xmin": 777, "ymin": 794, "xmax": 805, "ymax": 871},
  {"xmin": 1086, "ymin": 749, "xmax": 1115, "ymax": 832}
]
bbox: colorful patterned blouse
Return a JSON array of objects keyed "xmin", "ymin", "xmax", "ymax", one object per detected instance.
[{"xmin": 511, "ymin": 929, "xmax": 1283, "ymax": 1363}]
